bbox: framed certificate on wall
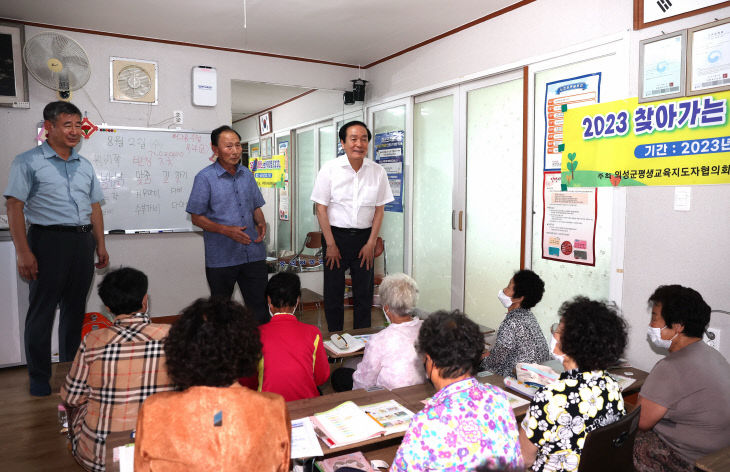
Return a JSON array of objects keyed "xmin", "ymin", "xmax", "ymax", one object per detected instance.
[
  {"xmin": 688, "ymin": 18, "xmax": 730, "ymax": 95},
  {"xmin": 639, "ymin": 31, "xmax": 686, "ymax": 102}
]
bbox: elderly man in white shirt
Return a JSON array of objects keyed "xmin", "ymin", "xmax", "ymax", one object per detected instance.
[{"xmin": 310, "ymin": 121, "xmax": 394, "ymax": 332}]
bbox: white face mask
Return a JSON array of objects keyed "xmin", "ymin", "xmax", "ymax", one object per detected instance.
[
  {"xmin": 382, "ymin": 307, "xmax": 391, "ymax": 325},
  {"xmin": 497, "ymin": 289, "xmax": 513, "ymax": 308},
  {"xmin": 647, "ymin": 326, "xmax": 673, "ymax": 349},
  {"xmin": 550, "ymin": 336, "xmax": 565, "ymax": 364},
  {"xmin": 269, "ymin": 301, "xmax": 298, "ymax": 318}
]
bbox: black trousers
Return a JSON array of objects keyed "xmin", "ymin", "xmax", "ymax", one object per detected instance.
[
  {"xmin": 26, "ymin": 227, "xmax": 96, "ymax": 384},
  {"xmin": 323, "ymin": 227, "xmax": 373, "ymax": 332},
  {"xmin": 205, "ymin": 259, "xmax": 269, "ymax": 325}
]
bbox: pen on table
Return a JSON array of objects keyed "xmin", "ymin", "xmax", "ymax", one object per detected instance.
[
  {"xmin": 364, "ymin": 411, "xmax": 384, "ymax": 428},
  {"xmin": 134, "ymin": 230, "xmax": 150, "ymax": 234},
  {"xmin": 158, "ymin": 230, "xmax": 173, "ymax": 233},
  {"xmin": 312, "ymin": 426, "xmax": 335, "ymax": 447}
]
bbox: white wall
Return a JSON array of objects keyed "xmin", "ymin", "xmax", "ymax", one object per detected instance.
[
  {"xmin": 234, "ymin": 89, "xmax": 363, "ymax": 142},
  {"xmin": 623, "ymin": 10, "xmax": 730, "ymax": 369},
  {"xmin": 365, "ymin": 0, "xmax": 730, "ymax": 367},
  {"xmin": 0, "ymin": 25, "xmax": 355, "ymax": 316}
]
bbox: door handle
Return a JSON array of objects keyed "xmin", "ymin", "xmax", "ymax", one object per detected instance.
[
  {"xmin": 452, "ymin": 210, "xmax": 456, "ymax": 230},
  {"xmin": 459, "ymin": 211, "xmax": 463, "ymax": 231}
]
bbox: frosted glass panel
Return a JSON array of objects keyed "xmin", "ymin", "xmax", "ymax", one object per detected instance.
[
  {"xmin": 276, "ymin": 135, "xmax": 291, "ymax": 253},
  {"xmin": 531, "ymin": 55, "xmax": 617, "ymax": 335},
  {"xmin": 319, "ymin": 125, "xmax": 336, "ymax": 168},
  {"xmin": 373, "ymin": 106, "xmax": 405, "ymax": 274},
  {"xmin": 413, "ymin": 96, "xmax": 453, "ymax": 312},
  {"xmin": 295, "ymin": 129, "xmax": 317, "ymax": 251},
  {"xmin": 464, "ymin": 79, "xmax": 524, "ymax": 329}
]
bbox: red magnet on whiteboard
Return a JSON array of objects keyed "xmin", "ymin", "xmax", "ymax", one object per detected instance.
[
  {"xmin": 36, "ymin": 126, "xmax": 48, "ymax": 144},
  {"xmin": 80, "ymin": 117, "xmax": 98, "ymax": 139}
]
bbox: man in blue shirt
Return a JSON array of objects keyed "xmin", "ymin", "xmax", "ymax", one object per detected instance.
[
  {"xmin": 4, "ymin": 101, "xmax": 109, "ymax": 396},
  {"xmin": 186, "ymin": 125, "xmax": 269, "ymax": 324}
]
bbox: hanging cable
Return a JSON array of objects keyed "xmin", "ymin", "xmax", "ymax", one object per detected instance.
[{"xmin": 81, "ymin": 87, "xmax": 106, "ymax": 124}]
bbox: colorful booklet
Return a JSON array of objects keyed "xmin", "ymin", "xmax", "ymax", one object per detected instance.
[
  {"xmin": 360, "ymin": 399, "xmax": 414, "ymax": 436},
  {"xmin": 311, "ymin": 401, "xmax": 385, "ymax": 447},
  {"xmin": 503, "ymin": 376, "xmax": 540, "ymax": 399},
  {"xmin": 311, "ymin": 399, "xmax": 414, "ymax": 448}
]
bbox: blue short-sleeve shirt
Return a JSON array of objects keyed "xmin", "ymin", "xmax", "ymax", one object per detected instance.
[
  {"xmin": 186, "ymin": 162, "xmax": 266, "ymax": 268},
  {"xmin": 3, "ymin": 141, "xmax": 104, "ymax": 225}
]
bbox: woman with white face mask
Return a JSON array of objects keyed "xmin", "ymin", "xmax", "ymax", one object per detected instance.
[
  {"xmin": 479, "ymin": 270, "xmax": 550, "ymax": 377},
  {"xmin": 634, "ymin": 285, "xmax": 730, "ymax": 472},
  {"xmin": 519, "ymin": 297, "xmax": 628, "ymax": 472}
]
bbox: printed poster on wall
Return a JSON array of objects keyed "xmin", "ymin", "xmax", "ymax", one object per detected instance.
[
  {"xmin": 278, "ymin": 141, "xmax": 290, "ymax": 220},
  {"xmin": 544, "ymin": 73, "xmax": 602, "ymax": 171},
  {"xmin": 542, "ymin": 171, "xmax": 597, "ymax": 266},
  {"xmin": 561, "ymin": 91, "xmax": 730, "ymax": 187},
  {"xmin": 249, "ymin": 154, "xmax": 285, "ymax": 188},
  {"xmin": 373, "ymin": 130, "xmax": 404, "ymax": 212}
]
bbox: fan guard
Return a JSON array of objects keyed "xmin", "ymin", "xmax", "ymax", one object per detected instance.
[{"xmin": 22, "ymin": 32, "xmax": 91, "ymax": 93}]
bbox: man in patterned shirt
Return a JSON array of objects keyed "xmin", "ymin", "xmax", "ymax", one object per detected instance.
[{"xmin": 61, "ymin": 267, "xmax": 174, "ymax": 472}]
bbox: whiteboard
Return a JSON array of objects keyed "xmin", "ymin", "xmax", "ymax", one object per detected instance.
[{"xmin": 75, "ymin": 126, "xmax": 213, "ymax": 233}]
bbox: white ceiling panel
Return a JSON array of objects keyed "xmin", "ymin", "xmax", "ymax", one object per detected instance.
[{"xmin": 1, "ymin": 0, "xmax": 523, "ymax": 66}]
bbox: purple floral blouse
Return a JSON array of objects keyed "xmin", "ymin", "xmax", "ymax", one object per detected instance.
[{"xmin": 391, "ymin": 377, "xmax": 524, "ymax": 471}]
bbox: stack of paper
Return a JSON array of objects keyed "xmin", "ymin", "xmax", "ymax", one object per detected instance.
[{"xmin": 291, "ymin": 417, "xmax": 324, "ymax": 459}]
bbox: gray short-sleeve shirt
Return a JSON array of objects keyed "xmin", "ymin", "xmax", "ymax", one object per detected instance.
[{"xmin": 640, "ymin": 341, "xmax": 730, "ymax": 463}]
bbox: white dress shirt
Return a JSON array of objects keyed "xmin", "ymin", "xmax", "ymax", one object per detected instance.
[
  {"xmin": 352, "ymin": 318, "xmax": 426, "ymax": 390},
  {"xmin": 310, "ymin": 156, "xmax": 394, "ymax": 229}
]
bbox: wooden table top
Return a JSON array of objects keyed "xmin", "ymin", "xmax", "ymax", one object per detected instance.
[
  {"xmin": 695, "ymin": 446, "xmax": 730, "ymax": 472},
  {"xmin": 102, "ymin": 364, "xmax": 650, "ymax": 468}
]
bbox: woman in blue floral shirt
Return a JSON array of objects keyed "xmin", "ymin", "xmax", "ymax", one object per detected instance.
[
  {"xmin": 391, "ymin": 310, "xmax": 523, "ymax": 472},
  {"xmin": 519, "ymin": 297, "xmax": 628, "ymax": 472}
]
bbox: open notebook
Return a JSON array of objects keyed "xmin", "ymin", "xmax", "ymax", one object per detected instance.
[
  {"xmin": 323, "ymin": 333, "xmax": 367, "ymax": 355},
  {"xmin": 311, "ymin": 400, "xmax": 414, "ymax": 448}
]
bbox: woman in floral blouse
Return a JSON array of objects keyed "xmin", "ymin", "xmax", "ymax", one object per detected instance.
[
  {"xmin": 519, "ymin": 297, "xmax": 628, "ymax": 472},
  {"xmin": 391, "ymin": 310, "xmax": 523, "ymax": 472}
]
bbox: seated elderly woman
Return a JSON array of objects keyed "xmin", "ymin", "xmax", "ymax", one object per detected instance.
[
  {"xmin": 519, "ymin": 297, "xmax": 627, "ymax": 472},
  {"xmin": 134, "ymin": 298, "xmax": 290, "ymax": 472},
  {"xmin": 331, "ymin": 273, "xmax": 426, "ymax": 391},
  {"xmin": 391, "ymin": 310, "xmax": 523, "ymax": 471},
  {"xmin": 480, "ymin": 269, "xmax": 550, "ymax": 377},
  {"xmin": 633, "ymin": 285, "xmax": 730, "ymax": 472}
]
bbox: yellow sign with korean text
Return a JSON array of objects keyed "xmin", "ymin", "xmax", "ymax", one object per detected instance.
[
  {"xmin": 561, "ymin": 91, "xmax": 730, "ymax": 187},
  {"xmin": 250, "ymin": 154, "xmax": 286, "ymax": 188}
]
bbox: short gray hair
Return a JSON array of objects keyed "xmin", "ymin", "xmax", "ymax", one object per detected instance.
[{"xmin": 379, "ymin": 273, "xmax": 419, "ymax": 316}]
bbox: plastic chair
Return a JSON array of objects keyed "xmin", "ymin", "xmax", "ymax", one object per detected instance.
[{"xmin": 576, "ymin": 404, "xmax": 641, "ymax": 472}]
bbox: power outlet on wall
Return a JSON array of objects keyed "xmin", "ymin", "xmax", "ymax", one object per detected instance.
[
  {"xmin": 173, "ymin": 110, "xmax": 184, "ymax": 125},
  {"xmin": 704, "ymin": 328, "xmax": 721, "ymax": 351}
]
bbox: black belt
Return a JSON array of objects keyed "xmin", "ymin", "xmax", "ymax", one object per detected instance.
[
  {"xmin": 331, "ymin": 226, "xmax": 371, "ymax": 234},
  {"xmin": 31, "ymin": 224, "xmax": 93, "ymax": 233}
]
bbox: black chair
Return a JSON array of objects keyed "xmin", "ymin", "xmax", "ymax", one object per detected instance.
[{"xmin": 577, "ymin": 405, "xmax": 641, "ymax": 472}]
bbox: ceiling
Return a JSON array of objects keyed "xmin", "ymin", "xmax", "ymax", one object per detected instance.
[{"xmin": 1, "ymin": 0, "xmax": 523, "ymax": 67}]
